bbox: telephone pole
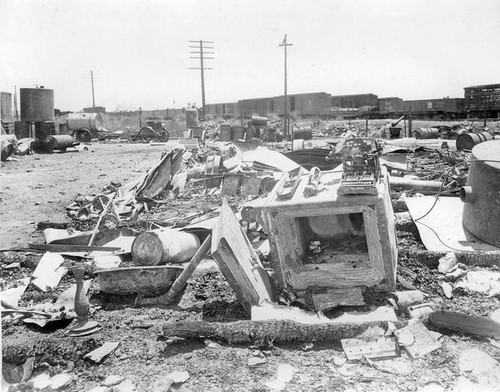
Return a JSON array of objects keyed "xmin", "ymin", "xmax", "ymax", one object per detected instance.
[
  {"xmin": 279, "ymin": 34, "xmax": 293, "ymax": 137},
  {"xmin": 90, "ymin": 70, "xmax": 96, "ymax": 109},
  {"xmin": 189, "ymin": 40, "xmax": 214, "ymax": 117}
]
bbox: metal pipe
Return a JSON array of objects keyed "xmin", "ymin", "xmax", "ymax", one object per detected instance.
[{"xmin": 459, "ymin": 186, "xmax": 475, "ymax": 203}]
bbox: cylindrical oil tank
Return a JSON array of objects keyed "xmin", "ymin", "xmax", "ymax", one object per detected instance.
[
  {"xmin": 66, "ymin": 112, "xmax": 103, "ymax": 131},
  {"xmin": 460, "ymin": 140, "xmax": 500, "ymax": 248},
  {"xmin": 412, "ymin": 127, "xmax": 440, "ymax": 139},
  {"xmin": 220, "ymin": 124, "xmax": 232, "ymax": 141},
  {"xmin": 251, "ymin": 115, "xmax": 268, "ymax": 127},
  {"xmin": 231, "ymin": 125, "xmax": 245, "ymax": 140},
  {"xmin": 456, "ymin": 132, "xmax": 493, "ymax": 151},
  {"xmin": 43, "ymin": 135, "xmax": 77, "ymax": 153},
  {"xmin": 20, "ymin": 88, "xmax": 54, "ymax": 122}
]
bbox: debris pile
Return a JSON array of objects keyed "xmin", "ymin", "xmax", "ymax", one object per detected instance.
[{"xmin": 3, "ymin": 130, "xmax": 500, "ymax": 391}]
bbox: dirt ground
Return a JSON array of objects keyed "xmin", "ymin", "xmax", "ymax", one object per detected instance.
[{"xmin": 2, "ymin": 132, "xmax": 500, "ymax": 392}]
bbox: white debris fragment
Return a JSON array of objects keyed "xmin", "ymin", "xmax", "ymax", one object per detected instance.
[{"xmin": 438, "ymin": 252, "xmax": 457, "ymax": 274}]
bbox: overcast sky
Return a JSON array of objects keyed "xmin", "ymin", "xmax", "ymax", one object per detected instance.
[{"xmin": 1, "ymin": 0, "xmax": 499, "ymax": 112}]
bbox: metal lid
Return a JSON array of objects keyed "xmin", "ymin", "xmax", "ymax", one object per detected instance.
[{"xmin": 471, "ymin": 140, "xmax": 500, "ymax": 170}]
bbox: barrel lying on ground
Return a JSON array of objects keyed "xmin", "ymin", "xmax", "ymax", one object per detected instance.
[{"xmin": 131, "ymin": 229, "xmax": 201, "ymax": 266}]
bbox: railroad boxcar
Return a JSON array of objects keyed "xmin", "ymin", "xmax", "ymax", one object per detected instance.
[
  {"xmin": 464, "ymin": 83, "xmax": 500, "ymax": 118},
  {"xmin": 271, "ymin": 92, "xmax": 332, "ymax": 116},
  {"xmin": 402, "ymin": 98, "xmax": 464, "ymax": 119},
  {"xmin": 330, "ymin": 93, "xmax": 379, "ymax": 109},
  {"xmin": 378, "ymin": 97, "xmax": 404, "ymax": 116}
]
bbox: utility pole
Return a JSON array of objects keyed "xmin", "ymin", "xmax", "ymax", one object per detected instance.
[
  {"xmin": 90, "ymin": 70, "xmax": 96, "ymax": 109},
  {"xmin": 279, "ymin": 35, "xmax": 293, "ymax": 138},
  {"xmin": 189, "ymin": 40, "xmax": 214, "ymax": 117}
]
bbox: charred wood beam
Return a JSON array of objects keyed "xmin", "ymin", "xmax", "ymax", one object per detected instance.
[{"xmin": 162, "ymin": 319, "xmax": 406, "ymax": 344}]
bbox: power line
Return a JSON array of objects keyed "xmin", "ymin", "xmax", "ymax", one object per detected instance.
[{"xmin": 188, "ymin": 40, "xmax": 215, "ymax": 116}]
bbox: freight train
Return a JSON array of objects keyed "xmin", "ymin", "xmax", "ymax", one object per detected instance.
[{"xmin": 204, "ymin": 83, "xmax": 500, "ymax": 120}]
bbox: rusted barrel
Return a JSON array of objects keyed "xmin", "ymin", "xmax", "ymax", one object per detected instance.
[
  {"xmin": 231, "ymin": 126, "xmax": 245, "ymax": 140},
  {"xmin": 220, "ymin": 124, "xmax": 232, "ymax": 141},
  {"xmin": 251, "ymin": 116, "xmax": 268, "ymax": 127},
  {"xmin": 131, "ymin": 229, "xmax": 201, "ymax": 266},
  {"xmin": 293, "ymin": 126, "xmax": 313, "ymax": 140},
  {"xmin": 246, "ymin": 126, "xmax": 256, "ymax": 140},
  {"xmin": 456, "ymin": 132, "xmax": 493, "ymax": 151},
  {"xmin": 412, "ymin": 127, "xmax": 440, "ymax": 139},
  {"xmin": 43, "ymin": 135, "xmax": 77, "ymax": 153}
]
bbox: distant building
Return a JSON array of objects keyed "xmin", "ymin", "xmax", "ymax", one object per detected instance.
[
  {"xmin": 84, "ymin": 106, "xmax": 106, "ymax": 114},
  {"xmin": 464, "ymin": 83, "xmax": 500, "ymax": 118}
]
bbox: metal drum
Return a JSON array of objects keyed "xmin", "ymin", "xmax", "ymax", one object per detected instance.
[
  {"xmin": 219, "ymin": 124, "xmax": 232, "ymax": 141},
  {"xmin": 456, "ymin": 132, "xmax": 493, "ymax": 151},
  {"xmin": 412, "ymin": 127, "xmax": 440, "ymax": 139},
  {"xmin": 43, "ymin": 135, "xmax": 77, "ymax": 153},
  {"xmin": 251, "ymin": 115, "xmax": 268, "ymax": 127},
  {"xmin": 460, "ymin": 140, "xmax": 500, "ymax": 247},
  {"xmin": 67, "ymin": 112, "xmax": 103, "ymax": 131},
  {"xmin": 20, "ymin": 88, "xmax": 54, "ymax": 122},
  {"xmin": 231, "ymin": 125, "xmax": 245, "ymax": 140},
  {"xmin": 293, "ymin": 126, "xmax": 313, "ymax": 140},
  {"xmin": 14, "ymin": 122, "xmax": 30, "ymax": 139},
  {"xmin": 245, "ymin": 126, "xmax": 256, "ymax": 140}
]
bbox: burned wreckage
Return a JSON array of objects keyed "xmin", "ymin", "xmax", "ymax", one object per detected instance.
[{"xmin": 3, "ymin": 131, "xmax": 500, "ymax": 391}]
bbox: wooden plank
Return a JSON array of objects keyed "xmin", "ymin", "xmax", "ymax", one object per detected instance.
[
  {"xmin": 29, "ymin": 243, "xmax": 121, "ymax": 253},
  {"xmin": 341, "ymin": 337, "xmax": 398, "ymax": 360},
  {"xmin": 312, "ymin": 287, "xmax": 366, "ymax": 311},
  {"xmin": 211, "ymin": 200, "xmax": 273, "ymax": 312},
  {"xmin": 163, "ymin": 319, "xmax": 405, "ymax": 344},
  {"xmin": 394, "ymin": 320, "xmax": 441, "ymax": 358},
  {"xmin": 31, "ymin": 253, "xmax": 67, "ymax": 292},
  {"xmin": 429, "ymin": 311, "xmax": 500, "ymax": 339},
  {"xmin": 84, "ymin": 342, "xmax": 120, "ymax": 363}
]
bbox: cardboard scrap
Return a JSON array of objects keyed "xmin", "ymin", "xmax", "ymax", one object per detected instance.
[
  {"xmin": 84, "ymin": 342, "xmax": 120, "ymax": 363},
  {"xmin": 1, "ymin": 278, "xmax": 30, "ymax": 308},
  {"xmin": 405, "ymin": 197, "xmax": 499, "ymax": 252},
  {"xmin": 31, "ymin": 253, "xmax": 67, "ymax": 292}
]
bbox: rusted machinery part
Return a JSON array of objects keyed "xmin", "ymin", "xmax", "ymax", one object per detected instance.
[
  {"xmin": 161, "ymin": 127, "xmax": 170, "ymax": 142},
  {"xmin": 136, "ymin": 126, "xmax": 159, "ymax": 141},
  {"xmin": 74, "ymin": 128, "xmax": 92, "ymax": 142}
]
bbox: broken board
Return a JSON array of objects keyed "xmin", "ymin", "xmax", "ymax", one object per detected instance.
[
  {"xmin": 211, "ymin": 200, "xmax": 273, "ymax": 312},
  {"xmin": 341, "ymin": 337, "xmax": 398, "ymax": 361},
  {"xmin": 312, "ymin": 287, "xmax": 366, "ymax": 311},
  {"xmin": 394, "ymin": 319, "xmax": 441, "ymax": 358},
  {"xmin": 31, "ymin": 253, "xmax": 67, "ymax": 292}
]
